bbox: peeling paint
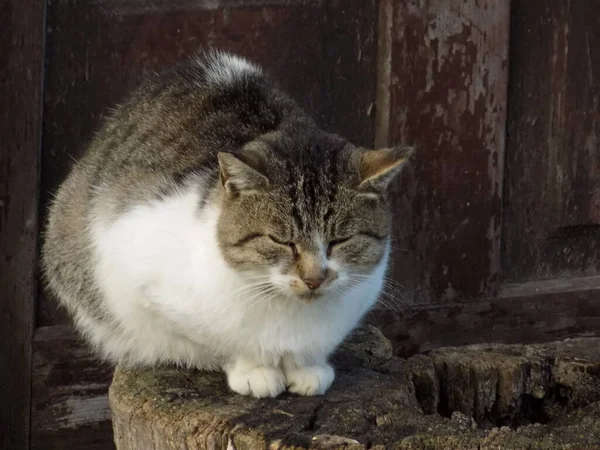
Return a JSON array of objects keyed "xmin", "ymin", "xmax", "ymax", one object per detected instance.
[{"xmin": 386, "ymin": 0, "xmax": 510, "ymax": 303}]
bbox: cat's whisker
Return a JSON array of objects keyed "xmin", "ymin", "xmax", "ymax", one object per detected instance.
[
  {"xmin": 231, "ymin": 281, "xmax": 274, "ymax": 297},
  {"xmin": 381, "ymin": 285, "xmax": 411, "ymax": 304},
  {"xmin": 343, "ymin": 274, "xmax": 410, "ymax": 316},
  {"xmin": 374, "ymin": 299, "xmax": 402, "ymax": 317},
  {"xmin": 377, "ymin": 294, "xmax": 405, "ymax": 316},
  {"xmin": 240, "ymin": 274, "xmax": 273, "ymax": 281},
  {"xmin": 241, "ymin": 291, "xmax": 271, "ymax": 314},
  {"xmin": 243, "ymin": 287, "xmax": 282, "ymax": 315},
  {"xmin": 339, "ymin": 279, "xmax": 405, "ymax": 317},
  {"xmin": 232, "ymin": 282, "xmax": 272, "ymax": 294},
  {"xmin": 243, "ymin": 285, "xmax": 279, "ymax": 302},
  {"xmin": 347, "ymin": 274, "xmax": 407, "ymax": 294},
  {"xmin": 383, "ymin": 276, "xmax": 406, "ymax": 288},
  {"xmin": 388, "ymin": 245, "xmax": 411, "ymax": 252}
]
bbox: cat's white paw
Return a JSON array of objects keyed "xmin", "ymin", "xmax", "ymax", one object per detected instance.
[
  {"xmin": 226, "ymin": 366, "xmax": 286, "ymax": 398},
  {"xmin": 285, "ymin": 363, "xmax": 335, "ymax": 396}
]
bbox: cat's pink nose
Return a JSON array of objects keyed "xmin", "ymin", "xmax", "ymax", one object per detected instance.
[{"xmin": 303, "ymin": 277, "xmax": 325, "ymax": 290}]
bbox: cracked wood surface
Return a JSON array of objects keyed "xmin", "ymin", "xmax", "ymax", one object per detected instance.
[{"xmin": 110, "ymin": 326, "xmax": 600, "ymax": 449}]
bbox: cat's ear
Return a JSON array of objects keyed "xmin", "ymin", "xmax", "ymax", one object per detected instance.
[
  {"xmin": 355, "ymin": 146, "xmax": 414, "ymax": 193},
  {"xmin": 217, "ymin": 152, "xmax": 269, "ymax": 195}
]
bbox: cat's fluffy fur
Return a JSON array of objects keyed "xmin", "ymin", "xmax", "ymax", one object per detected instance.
[{"xmin": 42, "ymin": 51, "xmax": 413, "ymax": 398}]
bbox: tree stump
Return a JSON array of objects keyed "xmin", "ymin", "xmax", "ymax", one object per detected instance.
[{"xmin": 110, "ymin": 326, "xmax": 600, "ymax": 449}]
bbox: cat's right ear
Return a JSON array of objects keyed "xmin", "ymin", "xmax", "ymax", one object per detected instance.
[
  {"xmin": 354, "ymin": 146, "xmax": 414, "ymax": 194},
  {"xmin": 217, "ymin": 152, "xmax": 269, "ymax": 195}
]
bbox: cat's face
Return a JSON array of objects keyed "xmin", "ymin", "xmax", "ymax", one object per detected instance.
[{"xmin": 216, "ymin": 131, "xmax": 412, "ymax": 301}]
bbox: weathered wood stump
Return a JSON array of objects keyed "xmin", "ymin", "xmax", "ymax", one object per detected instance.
[{"xmin": 110, "ymin": 326, "xmax": 600, "ymax": 449}]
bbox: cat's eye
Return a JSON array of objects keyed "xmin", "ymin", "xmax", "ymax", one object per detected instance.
[
  {"xmin": 268, "ymin": 235, "xmax": 298, "ymax": 256},
  {"xmin": 327, "ymin": 237, "xmax": 352, "ymax": 257}
]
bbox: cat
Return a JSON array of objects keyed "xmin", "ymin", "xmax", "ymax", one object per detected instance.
[{"xmin": 42, "ymin": 51, "xmax": 413, "ymax": 398}]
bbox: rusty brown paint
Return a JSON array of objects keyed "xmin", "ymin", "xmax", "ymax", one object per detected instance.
[
  {"xmin": 503, "ymin": 0, "xmax": 600, "ymax": 281},
  {"xmin": 380, "ymin": 1, "xmax": 510, "ymax": 308}
]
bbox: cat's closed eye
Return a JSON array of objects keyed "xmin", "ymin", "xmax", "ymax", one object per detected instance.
[
  {"xmin": 327, "ymin": 233, "xmax": 386, "ymax": 257},
  {"xmin": 267, "ymin": 235, "xmax": 298, "ymax": 256},
  {"xmin": 327, "ymin": 237, "xmax": 353, "ymax": 257}
]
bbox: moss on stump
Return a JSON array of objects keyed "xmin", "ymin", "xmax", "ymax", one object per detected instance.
[{"xmin": 110, "ymin": 326, "xmax": 600, "ymax": 449}]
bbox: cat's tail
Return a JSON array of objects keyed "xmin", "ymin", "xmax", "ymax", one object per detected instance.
[{"xmin": 192, "ymin": 50, "xmax": 263, "ymax": 86}]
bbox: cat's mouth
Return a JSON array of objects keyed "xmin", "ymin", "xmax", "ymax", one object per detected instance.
[{"xmin": 296, "ymin": 290, "xmax": 324, "ymax": 302}]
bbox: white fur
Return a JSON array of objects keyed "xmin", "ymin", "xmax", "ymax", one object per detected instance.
[
  {"xmin": 194, "ymin": 51, "xmax": 261, "ymax": 86},
  {"xmin": 90, "ymin": 183, "xmax": 388, "ymax": 397}
]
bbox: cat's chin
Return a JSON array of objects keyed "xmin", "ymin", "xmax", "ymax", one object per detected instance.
[{"xmin": 295, "ymin": 291, "xmax": 324, "ymax": 302}]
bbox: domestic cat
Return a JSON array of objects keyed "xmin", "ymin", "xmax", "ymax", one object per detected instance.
[{"xmin": 42, "ymin": 51, "xmax": 413, "ymax": 398}]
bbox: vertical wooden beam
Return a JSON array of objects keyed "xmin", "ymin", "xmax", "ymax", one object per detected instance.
[
  {"xmin": 504, "ymin": 0, "xmax": 600, "ymax": 280},
  {"xmin": 0, "ymin": 0, "xmax": 46, "ymax": 448},
  {"xmin": 372, "ymin": 0, "xmax": 511, "ymax": 350},
  {"xmin": 374, "ymin": 0, "xmax": 393, "ymax": 149},
  {"xmin": 382, "ymin": 0, "xmax": 510, "ymax": 303}
]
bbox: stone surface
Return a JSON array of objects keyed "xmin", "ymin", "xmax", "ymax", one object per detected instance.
[{"xmin": 110, "ymin": 326, "xmax": 600, "ymax": 449}]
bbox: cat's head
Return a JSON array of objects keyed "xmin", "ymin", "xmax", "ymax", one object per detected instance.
[{"xmin": 216, "ymin": 129, "xmax": 413, "ymax": 301}]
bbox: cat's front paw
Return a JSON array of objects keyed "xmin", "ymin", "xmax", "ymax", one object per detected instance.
[
  {"xmin": 285, "ymin": 363, "xmax": 335, "ymax": 396},
  {"xmin": 226, "ymin": 365, "xmax": 286, "ymax": 398}
]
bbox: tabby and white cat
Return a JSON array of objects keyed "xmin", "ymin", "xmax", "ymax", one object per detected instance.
[{"xmin": 42, "ymin": 52, "xmax": 412, "ymax": 398}]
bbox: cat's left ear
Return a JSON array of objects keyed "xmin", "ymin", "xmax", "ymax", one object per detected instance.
[
  {"xmin": 217, "ymin": 152, "xmax": 269, "ymax": 195},
  {"xmin": 355, "ymin": 146, "xmax": 415, "ymax": 193}
]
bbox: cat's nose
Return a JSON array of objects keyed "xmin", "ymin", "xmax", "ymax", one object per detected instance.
[{"xmin": 303, "ymin": 277, "xmax": 325, "ymax": 290}]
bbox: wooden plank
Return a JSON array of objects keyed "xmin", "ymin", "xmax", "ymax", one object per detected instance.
[
  {"xmin": 371, "ymin": 283, "xmax": 600, "ymax": 357},
  {"xmin": 89, "ymin": 0, "xmax": 320, "ymax": 14},
  {"xmin": 31, "ymin": 326, "xmax": 115, "ymax": 450},
  {"xmin": 503, "ymin": 0, "xmax": 600, "ymax": 281},
  {"xmin": 0, "ymin": 0, "xmax": 46, "ymax": 448},
  {"xmin": 381, "ymin": 0, "xmax": 511, "ymax": 305},
  {"xmin": 374, "ymin": 0, "xmax": 392, "ymax": 149},
  {"xmin": 499, "ymin": 274, "xmax": 600, "ymax": 298},
  {"xmin": 39, "ymin": 0, "xmax": 378, "ymax": 325}
]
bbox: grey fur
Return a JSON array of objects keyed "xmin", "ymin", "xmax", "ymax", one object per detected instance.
[{"xmin": 42, "ymin": 51, "xmax": 413, "ymax": 351}]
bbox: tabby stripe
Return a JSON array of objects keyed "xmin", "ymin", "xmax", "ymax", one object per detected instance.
[
  {"xmin": 324, "ymin": 148, "xmax": 339, "ymax": 231},
  {"xmin": 232, "ymin": 233, "xmax": 263, "ymax": 247},
  {"xmin": 286, "ymin": 160, "xmax": 304, "ymax": 230},
  {"xmin": 360, "ymin": 231, "xmax": 386, "ymax": 241}
]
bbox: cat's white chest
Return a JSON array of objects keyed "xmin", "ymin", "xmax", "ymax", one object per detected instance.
[{"xmin": 91, "ymin": 186, "xmax": 383, "ymax": 368}]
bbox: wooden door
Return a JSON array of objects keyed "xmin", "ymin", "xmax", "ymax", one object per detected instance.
[
  {"xmin": 371, "ymin": 0, "xmax": 600, "ymax": 356},
  {"xmin": 1, "ymin": 0, "xmax": 598, "ymax": 449},
  {"xmin": 502, "ymin": 1, "xmax": 600, "ymax": 334},
  {"xmin": 370, "ymin": 0, "xmax": 512, "ymax": 353}
]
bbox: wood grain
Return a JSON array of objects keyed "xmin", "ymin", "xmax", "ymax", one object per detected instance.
[
  {"xmin": 90, "ymin": 0, "xmax": 321, "ymax": 14},
  {"xmin": 504, "ymin": 0, "xmax": 600, "ymax": 281},
  {"xmin": 370, "ymin": 276, "xmax": 600, "ymax": 357},
  {"xmin": 39, "ymin": 0, "xmax": 378, "ymax": 325},
  {"xmin": 382, "ymin": 0, "xmax": 511, "ymax": 305},
  {"xmin": 0, "ymin": 1, "xmax": 46, "ymax": 448},
  {"xmin": 31, "ymin": 326, "xmax": 115, "ymax": 450},
  {"xmin": 110, "ymin": 332, "xmax": 600, "ymax": 449}
]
